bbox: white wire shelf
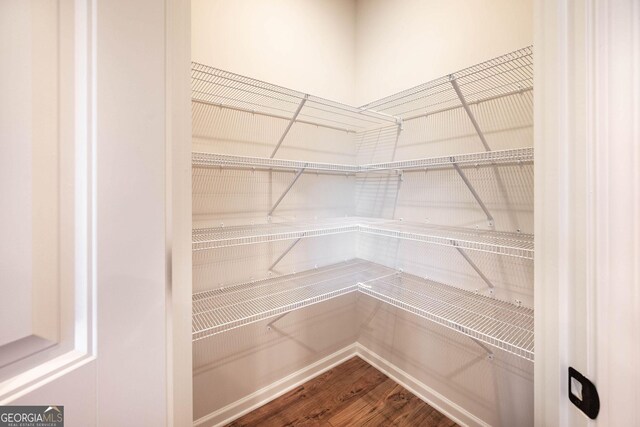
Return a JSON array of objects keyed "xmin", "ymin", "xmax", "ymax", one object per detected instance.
[
  {"xmin": 360, "ymin": 46, "xmax": 533, "ymax": 121},
  {"xmin": 192, "ymin": 259, "xmax": 534, "ymax": 361},
  {"xmin": 192, "ymin": 47, "xmax": 532, "ymax": 131},
  {"xmin": 192, "ymin": 217, "xmax": 371, "ymax": 251},
  {"xmin": 362, "ymin": 147, "xmax": 533, "ymax": 172},
  {"xmin": 359, "ymin": 221, "xmax": 534, "ymax": 260},
  {"xmin": 192, "ymin": 259, "xmax": 392, "ymax": 340},
  {"xmin": 191, "ymin": 63, "xmax": 398, "ymax": 133},
  {"xmin": 193, "ymin": 218, "xmax": 533, "ymax": 259},
  {"xmin": 359, "ymin": 271, "xmax": 534, "ymax": 361},
  {"xmin": 192, "ymin": 147, "xmax": 533, "ymax": 174},
  {"xmin": 192, "ymin": 152, "xmax": 359, "ymax": 174}
]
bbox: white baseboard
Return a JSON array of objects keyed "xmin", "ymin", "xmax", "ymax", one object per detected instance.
[
  {"xmin": 193, "ymin": 344, "xmax": 358, "ymax": 427},
  {"xmin": 354, "ymin": 343, "xmax": 489, "ymax": 427},
  {"xmin": 194, "ymin": 342, "xmax": 489, "ymax": 427}
]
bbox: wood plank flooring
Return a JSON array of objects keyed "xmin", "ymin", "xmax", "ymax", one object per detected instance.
[{"xmin": 227, "ymin": 356, "xmax": 459, "ymax": 427}]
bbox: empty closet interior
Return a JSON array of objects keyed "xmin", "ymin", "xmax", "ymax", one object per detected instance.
[{"xmin": 191, "ymin": 2, "xmax": 534, "ymax": 426}]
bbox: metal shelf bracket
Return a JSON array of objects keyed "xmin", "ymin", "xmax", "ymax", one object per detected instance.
[
  {"xmin": 450, "ymin": 157, "xmax": 494, "ymax": 224},
  {"xmin": 269, "ymin": 238, "xmax": 302, "ymax": 271},
  {"xmin": 470, "ymin": 337, "xmax": 495, "ymax": 360},
  {"xmin": 390, "ymin": 118, "xmax": 404, "ymax": 162},
  {"xmin": 450, "ymin": 75, "xmax": 491, "ymax": 152},
  {"xmin": 266, "ymin": 312, "xmax": 290, "ymax": 330},
  {"xmin": 453, "ymin": 243, "xmax": 495, "ymax": 291},
  {"xmin": 270, "ymin": 94, "xmax": 309, "ymax": 158},
  {"xmin": 392, "ymin": 170, "xmax": 404, "ymax": 220},
  {"xmin": 268, "ymin": 166, "xmax": 307, "ymax": 216}
]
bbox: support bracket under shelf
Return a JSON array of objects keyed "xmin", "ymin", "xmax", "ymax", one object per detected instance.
[
  {"xmin": 268, "ymin": 238, "xmax": 302, "ymax": 271},
  {"xmin": 470, "ymin": 337, "xmax": 495, "ymax": 360},
  {"xmin": 268, "ymin": 166, "xmax": 307, "ymax": 216},
  {"xmin": 270, "ymin": 94, "xmax": 308, "ymax": 159},
  {"xmin": 453, "ymin": 244, "xmax": 495, "ymax": 292},
  {"xmin": 392, "ymin": 170, "xmax": 404, "ymax": 220},
  {"xmin": 450, "ymin": 75, "xmax": 491, "ymax": 152},
  {"xmin": 451, "ymin": 158, "xmax": 494, "ymax": 225},
  {"xmin": 390, "ymin": 119, "xmax": 403, "ymax": 162},
  {"xmin": 266, "ymin": 312, "xmax": 290, "ymax": 330}
]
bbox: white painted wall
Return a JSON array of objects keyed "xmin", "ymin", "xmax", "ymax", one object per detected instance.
[
  {"xmin": 192, "ymin": 0, "xmax": 357, "ymax": 104},
  {"xmin": 355, "ymin": 0, "xmax": 533, "ymax": 104}
]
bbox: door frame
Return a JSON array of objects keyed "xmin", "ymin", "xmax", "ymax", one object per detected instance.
[
  {"xmin": 534, "ymin": 0, "xmax": 640, "ymax": 425},
  {"xmin": 165, "ymin": 0, "xmax": 193, "ymax": 425}
]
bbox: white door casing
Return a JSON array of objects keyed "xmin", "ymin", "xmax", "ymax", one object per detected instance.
[{"xmin": 535, "ymin": 0, "xmax": 640, "ymax": 425}]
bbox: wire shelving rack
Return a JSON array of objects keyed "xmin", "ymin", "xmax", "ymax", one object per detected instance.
[
  {"xmin": 193, "ymin": 218, "xmax": 533, "ymax": 259},
  {"xmin": 192, "ymin": 147, "xmax": 533, "ymax": 174},
  {"xmin": 362, "ymin": 147, "xmax": 533, "ymax": 172},
  {"xmin": 192, "ymin": 259, "xmax": 391, "ymax": 340},
  {"xmin": 359, "ymin": 46, "xmax": 533, "ymax": 121},
  {"xmin": 192, "ymin": 152, "xmax": 360, "ymax": 174},
  {"xmin": 192, "ymin": 217, "xmax": 367, "ymax": 251},
  {"xmin": 191, "ymin": 46, "xmax": 535, "ymax": 362},
  {"xmin": 191, "ymin": 63, "xmax": 398, "ymax": 133},
  {"xmin": 359, "ymin": 270, "xmax": 534, "ymax": 361},
  {"xmin": 192, "ymin": 260, "xmax": 534, "ymax": 361},
  {"xmin": 358, "ymin": 221, "xmax": 534, "ymax": 259}
]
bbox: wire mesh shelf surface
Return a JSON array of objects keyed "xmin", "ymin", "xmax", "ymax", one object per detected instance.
[
  {"xmin": 192, "ymin": 63, "xmax": 397, "ymax": 133},
  {"xmin": 192, "ymin": 152, "xmax": 360, "ymax": 174},
  {"xmin": 192, "ymin": 217, "xmax": 376, "ymax": 251},
  {"xmin": 359, "ymin": 221, "xmax": 534, "ymax": 259},
  {"xmin": 192, "ymin": 259, "xmax": 393, "ymax": 340},
  {"xmin": 193, "ymin": 218, "xmax": 533, "ymax": 259},
  {"xmin": 193, "ymin": 147, "xmax": 533, "ymax": 174},
  {"xmin": 359, "ymin": 271, "xmax": 534, "ymax": 361},
  {"xmin": 360, "ymin": 46, "xmax": 533, "ymax": 120},
  {"xmin": 192, "ymin": 47, "xmax": 532, "ymax": 131},
  {"xmin": 362, "ymin": 147, "xmax": 533, "ymax": 172},
  {"xmin": 192, "ymin": 259, "xmax": 534, "ymax": 361},
  {"xmin": 191, "ymin": 47, "xmax": 535, "ymax": 361}
]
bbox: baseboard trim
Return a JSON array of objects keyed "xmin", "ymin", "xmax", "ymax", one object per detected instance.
[
  {"xmin": 193, "ymin": 344, "xmax": 358, "ymax": 427},
  {"xmin": 194, "ymin": 342, "xmax": 489, "ymax": 427},
  {"xmin": 354, "ymin": 343, "xmax": 489, "ymax": 427}
]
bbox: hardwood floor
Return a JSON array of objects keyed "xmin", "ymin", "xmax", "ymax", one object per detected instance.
[{"xmin": 227, "ymin": 356, "xmax": 459, "ymax": 427}]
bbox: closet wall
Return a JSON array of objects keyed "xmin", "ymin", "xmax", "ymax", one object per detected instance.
[
  {"xmin": 354, "ymin": 3, "xmax": 533, "ymax": 425},
  {"xmin": 192, "ymin": 1, "xmax": 533, "ymax": 425},
  {"xmin": 355, "ymin": 0, "xmax": 533, "ymax": 104},
  {"xmin": 192, "ymin": 0, "xmax": 357, "ymax": 104},
  {"xmin": 192, "ymin": 0, "xmax": 361, "ymax": 422}
]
